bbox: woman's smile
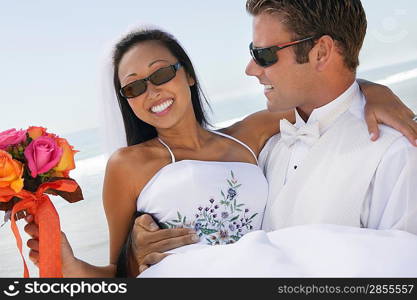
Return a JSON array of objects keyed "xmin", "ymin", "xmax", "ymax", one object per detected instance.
[{"xmin": 150, "ymin": 98, "xmax": 174, "ymax": 116}]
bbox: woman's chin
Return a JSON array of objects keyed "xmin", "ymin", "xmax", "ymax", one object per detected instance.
[{"xmin": 149, "ymin": 117, "xmax": 178, "ymax": 130}]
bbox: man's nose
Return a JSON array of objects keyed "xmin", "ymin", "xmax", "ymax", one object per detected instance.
[{"xmin": 245, "ymin": 59, "xmax": 263, "ymax": 77}]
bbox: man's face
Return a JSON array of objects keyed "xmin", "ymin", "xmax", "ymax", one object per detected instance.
[{"xmin": 246, "ymin": 13, "xmax": 314, "ymax": 112}]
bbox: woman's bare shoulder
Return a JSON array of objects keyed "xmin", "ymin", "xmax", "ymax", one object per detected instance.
[
  {"xmin": 108, "ymin": 139, "xmax": 159, "ymax": 167},
  {"xmin": 105, "ymin": 139, "xmax": 170, "ymax": 190},
  {"xmin": 218, "ymin": 110, "xmax": 294, "ymax": 155}
]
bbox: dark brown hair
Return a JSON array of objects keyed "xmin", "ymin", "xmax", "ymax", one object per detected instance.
[
  {"xmin": 113, "ymin": 28, "xmax": 211, "ymax": 147},
  {"xmin": 246, "ymin": 0, "xmax": 367, "ymax": 71}
]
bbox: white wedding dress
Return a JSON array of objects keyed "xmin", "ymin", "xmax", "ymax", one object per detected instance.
[
  {"xmin": 139, "ymin": 224, "xmax": 417, "ymax": 277},
  {"xmin": 136, "ymin": 130, "xmax": 268, "ymax": 247}
]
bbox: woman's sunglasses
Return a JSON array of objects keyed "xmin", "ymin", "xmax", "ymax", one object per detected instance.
[
  {"xmin": 120, "ymin": 62, "xmax": 182, "ymax": 99},
  {"xmin": 249, "ymin": 36, "xmax": 314, "ymax": 67}
]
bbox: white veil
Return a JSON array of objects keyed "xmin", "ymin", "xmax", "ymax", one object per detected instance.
[{"xmin": 97, "ymin": 23, "xmax": 165, "ymax": 159}]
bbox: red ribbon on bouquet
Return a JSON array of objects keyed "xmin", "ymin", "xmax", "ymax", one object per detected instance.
[{"xmin": 0, "ymin": 179, "xmax": 79, "ymax": 278}]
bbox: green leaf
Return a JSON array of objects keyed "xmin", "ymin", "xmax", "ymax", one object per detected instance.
[
  {"xmin": 171, "ymin": 220, "xmax": 179, "ymax": 223},
  {"xmin": 230, "ymin": 235, "xmax": 240, "ymax": 241},
  {"xmin": 183, "ymin": 216, "xmax": 186, "ymax": 224},
  {"xmin": 165, "ymin": 221, "xmax": 175, "ymax": 227},
  {"xmin": 159, "ymin": 223, "xmax": 169, "ymax": 229},
  {"xmin": 205, "ymin": 238, "xmax": 213, "ymax": 244},
  {"xmin": 231, "ymin": 170, "xmax": 235, "ymax": 179},
  {"xmin": 230, "ymin": 215, "xmax": 239, "ymax": 222},
  {"xmin": 197, "ymin": 218, "xmax": 206, "ymax": 222},
  {"xmin": 234, "ymin": 184, "xmax": 242, "ymax": 189},
  {"xmin": 236, "ymin": 208, "xmax": 242, "ymax": 212},
  {"xmin": 237, "ymin": 204, "xmax": 244, "ymax": 207},
  {"xmin": 249, "ymin": 213, "xmax": 258, "ymax": 220},
  {"xmin": 227, "ymin": 179, "xmax": 233, "ymax": 187},
  {"xmin": 200, "ymin": 228, "xmax": 218, "ymax": 235},
  {"xmin": 221, "ymin": 190, "xmax": 225, "ymax": 197},
  {"xmin": 177, "ymin": 211, "xmax": 182, "ymax": 221}
]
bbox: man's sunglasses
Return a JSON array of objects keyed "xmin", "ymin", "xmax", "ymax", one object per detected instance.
[
  {"xmin": 120, "ymin": 62, "xmax": 182, "ymax": 99},
  {"xmin": 249, "ymin": 36, "xmax": 314, "ymax": 67}
]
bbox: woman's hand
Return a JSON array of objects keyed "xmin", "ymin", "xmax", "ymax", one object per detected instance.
[
  {"xmin": 358, "ymin": 79, "xmax": 417, "ymax": 146},
  {"xmin": 24, "ymin": 214, "xmax": 78, "ymax": 276}
]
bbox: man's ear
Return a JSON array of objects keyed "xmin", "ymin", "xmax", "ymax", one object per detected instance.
[{"xmin": 310, "ymin": 35, "xmax": 334, "ymax": 72}]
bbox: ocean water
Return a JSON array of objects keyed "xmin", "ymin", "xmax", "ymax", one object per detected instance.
[{"xmin": 1, "ymin": 60, "xmax": 416, "ymax": 277}]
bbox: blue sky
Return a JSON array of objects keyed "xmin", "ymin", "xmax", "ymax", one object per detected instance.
[{"xmin": 1, "ymin": 0, "xmax": 416, "ymax": 134}]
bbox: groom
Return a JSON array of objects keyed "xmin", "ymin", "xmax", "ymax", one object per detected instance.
[
  {"xmin": 244, "ymin": 0, "xmax": 417, "ymax": 232},
  {"xmin": 131, "ymin": 0, "xmax": 417, "ymax": 273}
]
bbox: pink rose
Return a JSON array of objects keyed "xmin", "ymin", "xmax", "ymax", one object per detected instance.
[
  {"xmin": 24, "ymin": 136, "xmax": 63, "ymax": 178},
  {"xmin": 0, "ymin": 129, "xmax": 27, "ymax": 150}
]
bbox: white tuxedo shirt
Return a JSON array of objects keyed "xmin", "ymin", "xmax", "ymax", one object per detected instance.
[{"xmin": 259, "ymin": 82, "xmax": 417, "ymax": 234}]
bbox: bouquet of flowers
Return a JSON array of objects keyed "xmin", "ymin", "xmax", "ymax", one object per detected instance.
[{"xmin": 0, "ymin": 127, "xmax": 83, "ymax": 277}]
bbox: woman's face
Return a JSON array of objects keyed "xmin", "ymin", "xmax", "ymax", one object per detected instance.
[{"xmin": 118, "ymin": 41, "xmax": 195, "ymax": 129}]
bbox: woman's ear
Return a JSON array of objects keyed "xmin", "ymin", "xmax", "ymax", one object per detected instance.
[{"xmin": 187, "ymin": 74, "xmax": 195, "ymax": 87}]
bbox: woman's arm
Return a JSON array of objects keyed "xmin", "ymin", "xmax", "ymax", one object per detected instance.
[
  {"xmin": 221, "ymin": 110, "xmax": 294, "ymax": 156},
  {"xmin": 24, "ymin": 148, "xmax": 142, "ymax": 277},
  {"xmin": 358, "ymin": 79, "xmax": 417, "ymax": 146},
  {"xmin": 223, "ymin": 80, "xmax": 417, "ymax": 156},
  {"xmin": 59, "ymin": 233, "xmax": 116, "ymax": 277},
  {"xmin": 24, "ymin": 218, "xmax": 117, "ymax": 277},
  {"xmin": 59, "ymin": 149, "xmax": 140, "ymax": 277}
]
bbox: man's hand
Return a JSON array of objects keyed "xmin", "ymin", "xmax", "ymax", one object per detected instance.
[{"xmin": 131, "ymin": 214, "xmax": 200, "ymax": 274}]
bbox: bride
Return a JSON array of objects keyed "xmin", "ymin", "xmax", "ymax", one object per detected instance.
[{"xmin": 24, "ymin": 26, "xmax": 417, "ymax": 277}]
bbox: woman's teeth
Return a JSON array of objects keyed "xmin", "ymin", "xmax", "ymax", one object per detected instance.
[
  {"xmin": 264, "ymin": 85, "xmax": 274, "ymax": 90},
  {"xmin": 151, "ymin": 99, "xmax": 174, "ymax": 113}
]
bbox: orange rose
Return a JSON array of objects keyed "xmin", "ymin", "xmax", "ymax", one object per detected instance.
[
  {"xmin": 27, "ymin": 126, "xmax": 47, "ymax": 140},
  {"xmin": 53, "ymin": 138, "xmax": 77, "ymax": 177},
  {"xmin": 0, "ymin": 150, "xmax": 24, "ymax": 193}
]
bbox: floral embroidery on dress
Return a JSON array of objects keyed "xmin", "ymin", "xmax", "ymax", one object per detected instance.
[{"xmin": 161, "ymin": 170, "xmax": 258, "ymax": 245}]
